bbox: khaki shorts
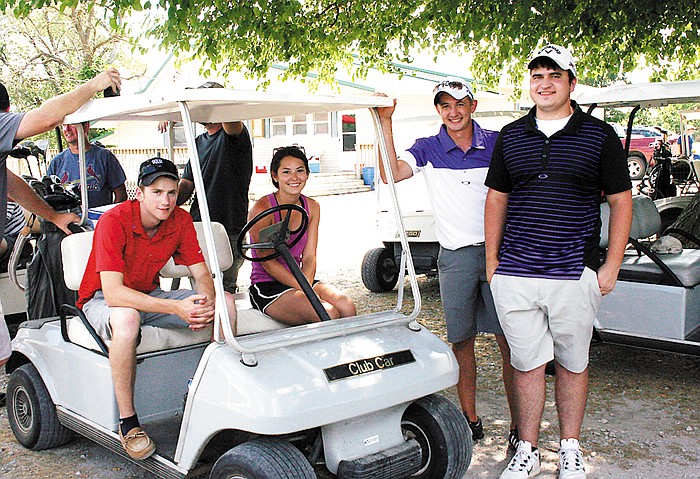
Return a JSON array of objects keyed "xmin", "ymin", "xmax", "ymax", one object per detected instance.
[
  {"xmin": 83, "ymin": 288, "xmax": 198, "ymax": 341},
  {"xmin": 490, "ymin": 268, "xmax": 603, "ymax": 373}
]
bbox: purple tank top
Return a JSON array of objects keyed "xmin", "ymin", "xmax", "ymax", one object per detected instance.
[{"xmin": 250, "ymin": 193, "xmax": 309, "ymax": 284}]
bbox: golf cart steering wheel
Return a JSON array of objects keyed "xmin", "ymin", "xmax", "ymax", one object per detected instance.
[{"xmin": 237, "ymin": 203, "xmax": 309, "ymax": 262}]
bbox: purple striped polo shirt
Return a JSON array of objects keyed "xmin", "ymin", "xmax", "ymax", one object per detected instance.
[{"xmin": 485, "ymin": 102, "xmax": 631, "ymax": 280}]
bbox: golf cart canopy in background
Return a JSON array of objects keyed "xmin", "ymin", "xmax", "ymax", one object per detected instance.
[
  {"xmin": 576, "ymin": 80, "xmax": 700, "ymax": 162},
  {"xmin": 575, "ymin": 80, "xmax": 700, "ymax": 110}
]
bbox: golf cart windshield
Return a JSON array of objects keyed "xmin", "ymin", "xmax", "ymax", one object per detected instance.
[{"xmin": 63, "ymin": 90, "xmax": 421, "ymax": 357}]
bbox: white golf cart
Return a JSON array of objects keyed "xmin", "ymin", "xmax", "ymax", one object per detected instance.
[
  {"xmin": 577, "ymin": 80, "xmax": 700, "ymax": 232},
  {"xmin": 5, "ymin": 89, "xmax": 472, "ymax": 478},
  {"xmin": 576, "ymin": 80, "xmax": 700, "ymax": 355}
]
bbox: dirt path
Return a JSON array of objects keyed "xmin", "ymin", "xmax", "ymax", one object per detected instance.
[{"xmin": 1, "ymin": 191, "xmax": 699, "ymax": 478}]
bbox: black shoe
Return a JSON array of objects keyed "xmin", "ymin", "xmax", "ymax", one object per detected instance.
[
  {"xmin": 508, "ymin": 426, "xmax": 519, "ymax": 452},
  {"xmin": 0, "ymin": 392, "xmax": 5, "ymax": 407},
  {"xmin": 464, "ymin": 414, "xmax": 484, "ymax": 441}
]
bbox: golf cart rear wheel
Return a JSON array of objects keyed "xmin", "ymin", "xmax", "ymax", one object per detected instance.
[
  {"xmin": 210, "ymin": 438, "xmax": 316, "ymax": 479},
  {"xmin": 7, "ymin": 363, "xmax": 73, "ymax": 450},
  {"xmin": 361, "ymin": 247, "xmax": 399, "ymax": 292},
  {"xmin": 401, "ymin": 394, "xmax": 472, "ymax": 479}
]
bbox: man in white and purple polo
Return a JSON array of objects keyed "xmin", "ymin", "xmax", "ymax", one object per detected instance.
[{"xmin": 376, "ymin": 78, "xmax": 517, "ymax": 447}]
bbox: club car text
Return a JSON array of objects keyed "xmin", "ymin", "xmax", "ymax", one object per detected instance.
[{"xmin": 324, "ymin": 350, "xmax": 415, "ymax": 382}]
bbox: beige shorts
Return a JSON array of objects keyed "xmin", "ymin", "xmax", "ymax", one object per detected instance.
[{"xmin": 490, "ymin": 268, "xmax": 603, "ymax": 373}]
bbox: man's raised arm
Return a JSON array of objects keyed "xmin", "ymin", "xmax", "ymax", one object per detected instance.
[{"xmin": 16, "ymin": 68, "xmax": 121, "ymax": 139}]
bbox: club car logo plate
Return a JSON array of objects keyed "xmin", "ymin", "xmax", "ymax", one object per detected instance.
[{"xmin": 323, "ymin": 350, "xmax": 416, "ymax": 382}]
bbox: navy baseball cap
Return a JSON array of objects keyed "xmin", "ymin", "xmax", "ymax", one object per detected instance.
[{"xmin": 138, "ymin": 157, "xmax": 179, "ymax": 186}]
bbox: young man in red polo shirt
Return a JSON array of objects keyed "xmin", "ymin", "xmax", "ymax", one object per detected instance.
[{"xmin": 77, "ymin": 157, "xmax": 237, "ymax": 461}]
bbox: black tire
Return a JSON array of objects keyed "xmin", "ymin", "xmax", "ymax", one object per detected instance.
[
  {"xmin": 7, "ymin": 363, "xmax": 73, "ymax": 450},
  {"xmin": 628, "ymin": 154, "xmax": 647, "ymax": 180},
  {"xmin": 210, "ymin": 438, "xmax": 316, "ymax": 479},
  {"xmin": 401, "ymin": 394, "xmax": 472, "ymax": 479},
  {"xmin": 361, "ymin": 247, "xmax": 399, "ymax": 292}
]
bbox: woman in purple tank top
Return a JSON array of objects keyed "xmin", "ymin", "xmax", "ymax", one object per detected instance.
[{"xmin": 248, "ymin": 146, "xmax": 356, "ymax": 324}]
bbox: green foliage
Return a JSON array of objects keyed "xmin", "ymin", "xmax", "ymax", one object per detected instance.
[
  {"xmin": 0, "ymin": 4, "xmax": 144, "ymax": 148},
  {"xmin": 0, "ymin": 0, "xmax": 698, "ymax": 88}
]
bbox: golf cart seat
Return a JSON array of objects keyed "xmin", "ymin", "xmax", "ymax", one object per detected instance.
[
  {"xmin": 600, "ymin": 194, "xmax": 700, "ymax": 287},
  {"xmin": 60, "ymin": 222, "xmax": 286, "ymax": 355}
]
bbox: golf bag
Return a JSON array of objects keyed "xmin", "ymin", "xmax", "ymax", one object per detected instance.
[{"xmin": 25, "ymin": 177, "xmax": 83, "ymax": 320}]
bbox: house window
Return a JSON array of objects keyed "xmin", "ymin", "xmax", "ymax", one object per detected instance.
[
  {"xmin": 271, "ymin": 117, "xmax": 287, "ymax": 136},
  {"xmin": 164, "ymin": 122, "xmax": 188, "ymax": 147},
  {"xmin": 292, "ymin": 114, "xmax": 307, "ymax": 135},
  {"xmin": 342, "ymin": 114, "xmax": 356, "ymax": 151},
  {"xmin": 313, "ymin": 112, "xmax": 329, "ymax": 135},
  {"xmin": 251, "ymin": 119, "xmax": 266, "ymax": 138}
]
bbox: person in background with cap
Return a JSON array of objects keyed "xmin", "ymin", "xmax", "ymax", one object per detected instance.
[
  {"xmin": 158, "ymin": 81, "xmax": 253, "ymax": 294},
  {"xmin": 0, "ymin": 68, "xmax": 121, "ymax": 373},
  {"xmin": 47, "ymin": 120, "xmax": 127, "ymax": 207},
  {"xmin": 375, "ymin": 78, "xmax": 518, "ymax": 448},
  {"xmin": 76, "ymin": 157, "xmax": 237, "ymax": 461},
  {"xmin": 485, "ymin": 44, "xmax": 632, "ymax": 479}
]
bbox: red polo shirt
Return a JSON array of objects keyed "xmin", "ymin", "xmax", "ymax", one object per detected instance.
[{"xmin": 77, "ymin": 199, "xmax": 204, "ymax": 309}]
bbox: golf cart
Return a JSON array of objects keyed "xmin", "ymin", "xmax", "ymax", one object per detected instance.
[
  {"xmin": 576, "ymin": 80, "xmax": 700, "ymax": 355},
  {"xmin": 577, "ymin": 80, "xmax": 700, "ymax": 232},
  {"xmin": 5, "ymin": 89, "xmax": 472, "ymax": 478},
  {"xmin": 361, "ymin": 176, "xmax": 439, "ymax": 292}
]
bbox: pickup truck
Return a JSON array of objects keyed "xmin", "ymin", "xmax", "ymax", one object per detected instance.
[{"xmin": 611, "ymin": 123, "xmax": 658, "ymax": 179}]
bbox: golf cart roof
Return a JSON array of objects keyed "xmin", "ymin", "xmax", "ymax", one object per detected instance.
[
  {"xmin": 64, "ymin": 88, "xmax": 395, "ymax": 125},
  {"xmin": 575, "ymin": 80, "xmax": 700, "ymax": 109}
]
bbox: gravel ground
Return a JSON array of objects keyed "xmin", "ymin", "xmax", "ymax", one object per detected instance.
[{"xmin": 1, "ymin": 191, "xmax": 699, "ymax": 478}]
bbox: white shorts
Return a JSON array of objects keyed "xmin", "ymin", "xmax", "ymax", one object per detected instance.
[
  {"xmin": 0, "ymin": 301, "xmax": 10, "ymax": 362},
  {"xmin": 490, "ymin": 268, "xmax": 603, "ymax": 373}
]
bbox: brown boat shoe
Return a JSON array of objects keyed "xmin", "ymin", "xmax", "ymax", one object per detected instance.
[{"xmin": 119, "ymin": 426, "xmax": 156, "ymax": 460}]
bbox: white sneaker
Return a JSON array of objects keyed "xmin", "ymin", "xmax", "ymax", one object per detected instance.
[
  {"xmin": 500, "ymin": 440, "xmax": 541, "ymax": 479},
  {"xmin": 558, "ymin": 438, "xmax": 586, "ymax": 479}
]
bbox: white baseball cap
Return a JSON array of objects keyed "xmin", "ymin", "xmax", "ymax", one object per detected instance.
[
  {"xmin": 433, "ymin": 77, "xmax": 474, "ymax": 105},
  {"xmin": 528, "ymin": 44, "xmax": 577, "ymax": 78}
]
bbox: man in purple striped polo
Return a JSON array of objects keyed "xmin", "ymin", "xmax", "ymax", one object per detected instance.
[
  {"xmin": 485, "ymin": 44, "xmax": 633, "ymax": 479},
  {"xmin": 376, "ymin": 79, "xmax": 517, "ymax": 447}
]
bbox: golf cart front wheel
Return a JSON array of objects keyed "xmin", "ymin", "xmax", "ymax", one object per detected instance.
[
  {"xmin": 401, "ymin": 394, "xmax": 472, "ymax": 479},
  {"xmin": 210, "ymin": 438, "xmax": 316, "ymax": 479},
  {"xmin": 7, "ymin": 363, "xmax": 73, "ymax": 450},
  {"xmin": 361, "ymin": 247, "xmax": 399, "ymax": 292}
]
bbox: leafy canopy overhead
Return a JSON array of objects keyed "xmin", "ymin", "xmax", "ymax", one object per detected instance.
[{"xmin": 1, "ymin": 0, "xmax": 698, "ymax": 87}]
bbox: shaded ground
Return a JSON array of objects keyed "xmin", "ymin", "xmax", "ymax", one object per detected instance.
[{"xmin": 1, "ymin": 192, "xmax": 699, "ymax": 478}]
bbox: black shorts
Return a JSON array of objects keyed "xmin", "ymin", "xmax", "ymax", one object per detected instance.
[{"xmin": 249, "ymin": 280, "xmax": 319, "ymax": 313}]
